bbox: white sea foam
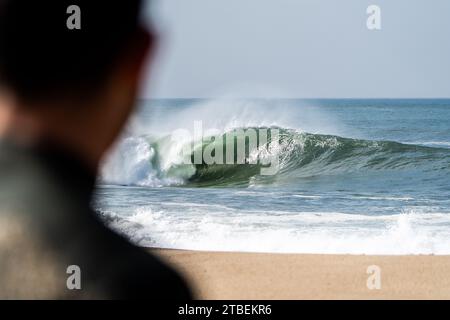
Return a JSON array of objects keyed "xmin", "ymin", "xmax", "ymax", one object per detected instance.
[
  {"xmin": 99, "ymin": 207, "xmax": 450, "ymax": 255},
  {"xmin": 100, "ymin": 136, "xmax": 187, "ymax": 187}
]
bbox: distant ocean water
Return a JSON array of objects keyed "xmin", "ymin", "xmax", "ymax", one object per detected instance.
[{"xmin": 93, "ymin": 99, "xmax": 450, "ymax": 254}]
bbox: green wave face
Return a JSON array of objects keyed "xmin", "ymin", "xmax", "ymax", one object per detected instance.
[
  {"xmin": 142, "ymin": 127, "xmax": 450, "ymax": 187},
  {"xmin": 177, "ymin": 127, "xmax": 450, "ymax": 187}
]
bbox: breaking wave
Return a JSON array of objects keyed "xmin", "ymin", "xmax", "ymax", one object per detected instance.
[
  {"xmin": 100, "ymin": 127, "xmax": 450, "ymax": 187},
  {"xmin": 97, "ymin": 207, "xmax": 450, "ymax": 255}
]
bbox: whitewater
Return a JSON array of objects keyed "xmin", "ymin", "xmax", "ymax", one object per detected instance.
[{"xmin": 93, "ymin": 99, "xmax": 450, "ymax": 254}]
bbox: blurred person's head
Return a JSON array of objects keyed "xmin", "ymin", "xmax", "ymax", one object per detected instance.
[{"xmin": 0, "ymin": 1, "xmax": 154, "ymax": 169}]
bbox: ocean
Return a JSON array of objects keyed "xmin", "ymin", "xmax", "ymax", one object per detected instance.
[{"xmin": 93, "ymin": 99, "xmax": 450, "ymax": 255}]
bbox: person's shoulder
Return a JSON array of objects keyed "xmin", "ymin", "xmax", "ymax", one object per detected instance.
[
  {"xmin": 115, "ymin": 245, "xmax": 193, "ymax": 300},
  {"xmin": 82, "ymin": 216, "xmax": 193, "ymax": 300}
]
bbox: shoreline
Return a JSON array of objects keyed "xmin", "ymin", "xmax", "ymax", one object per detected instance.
[{"xmin": 152, "ymin": 249, "xmax": 450, "ymax": 299}]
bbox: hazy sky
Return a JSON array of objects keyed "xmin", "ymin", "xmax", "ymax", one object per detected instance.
[{"xmin": 140, "ymin": 0, "xmax": 450, "ymax": 98}]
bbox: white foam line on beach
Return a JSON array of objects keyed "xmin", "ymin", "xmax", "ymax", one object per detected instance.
[{"xmin": 99, "ymin": 207, "xmax": 450, "ymax": 255}]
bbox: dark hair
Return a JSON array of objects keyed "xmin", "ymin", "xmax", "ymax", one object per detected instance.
[{"xmin": 0, "ymin": 1, "xmax": 143, "ymax": 101}]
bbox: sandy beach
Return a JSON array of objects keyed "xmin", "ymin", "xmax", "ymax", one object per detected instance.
[{"xmin": 154, "ymin": 249, "xmax": 450, "ymax": 300}]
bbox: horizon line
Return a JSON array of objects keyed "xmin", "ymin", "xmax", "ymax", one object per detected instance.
[{"xmin": 139, "ymin": 97, "xmax": 450, "ymax": 100}]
